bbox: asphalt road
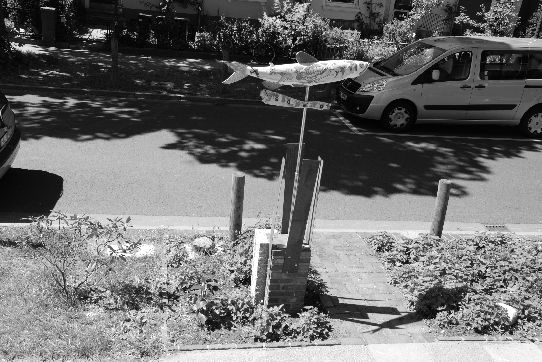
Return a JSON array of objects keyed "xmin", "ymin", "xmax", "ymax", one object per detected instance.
[{"xmin": 2, "ymin": 91, "xmax": 542, "ymax": 224}]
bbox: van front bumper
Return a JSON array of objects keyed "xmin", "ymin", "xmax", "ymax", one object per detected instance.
[{"xmin": 336, "ymin": 88, "xmax": 374, "ymax": 115}]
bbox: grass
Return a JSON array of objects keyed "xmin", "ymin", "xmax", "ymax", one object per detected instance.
[
  {"xmin": 0, "ymin": 227, "xmax": 246, "ymax": 360},
  {"xmin": 0, "ymin": 221, "xmax": 331, "ymax": 360}
]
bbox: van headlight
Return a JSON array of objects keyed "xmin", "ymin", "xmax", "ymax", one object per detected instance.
[{"xmin": 356, "ymin": 79, "xmax": 388, "ymax": 93}]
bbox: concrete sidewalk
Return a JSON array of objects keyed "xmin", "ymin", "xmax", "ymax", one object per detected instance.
[{"xmin": 161, "ymin": 342, "xmax": 542, "ymax": 361}]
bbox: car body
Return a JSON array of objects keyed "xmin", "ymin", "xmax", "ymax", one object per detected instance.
[
  {"xmin": 336, "ymin": 36, "xmax": 542, "ymax": 137},
  {"xmin": 0, "ymin": 92, "xmax": 20, "ymax": 179}
]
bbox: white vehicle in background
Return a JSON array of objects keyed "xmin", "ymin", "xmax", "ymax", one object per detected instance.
[
  {"xmin": 0, "ymin": 91, "xmax": 20, "ymax": 179},
  {"xmin": 336, "ymin": 36, "xmax": 542, "ymax": 137}
]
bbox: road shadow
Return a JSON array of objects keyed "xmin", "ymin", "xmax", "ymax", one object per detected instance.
[
  {"xmin": 7, "ymin": 91, "xmax": 542, "ymax": 199},
  {"xmin": 0, "ymin": 168, "xmax": 63, "ymax": 222},
  {"xmin": 322, "ymin": 293, "xmax": 424, "ymax": 334}
]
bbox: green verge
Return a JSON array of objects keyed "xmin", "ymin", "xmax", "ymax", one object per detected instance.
[
  {"xmin": 0, "ymin": 214, "xmax": 331, "ymax": 360},
  {"xmin": 366, "ymin": 232, "xmax": 542, "ymax": 338}
]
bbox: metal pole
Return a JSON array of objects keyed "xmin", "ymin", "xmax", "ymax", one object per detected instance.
[
  {"xmin": 289, "ymin": 86, "xmax": 310, "ymax": 230},
  {"xmin": 430, "ymin": 179, "xmax": 453, "ymax": 237}
]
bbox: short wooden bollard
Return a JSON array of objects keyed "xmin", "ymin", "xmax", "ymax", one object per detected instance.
[
  {"xmin": 430, "ymin": 179, "xmax": 453, "ymax": 237},
  {"xmin": 229, "ymin": 173, "xmax": 245, "ymax": 241}
]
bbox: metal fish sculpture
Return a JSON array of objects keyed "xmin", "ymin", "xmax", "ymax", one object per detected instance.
[
  {"xmin": 223, "ymin": 51, "xmax": 369, "ymax": 89},
  {"xmin": 260, "ymin": 89, "xmax": 332, "ymax": 110}
]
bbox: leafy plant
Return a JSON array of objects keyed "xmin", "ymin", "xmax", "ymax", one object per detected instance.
[
  {"xmin": 454, "ymin": 0, "xmax": 520, "ymax": 37},
  {"xmin": 289, "ymin": 306, "xmax": 332, "ymax": 341},
  {"xmin": 259, "ymin": 0, "xmax": 330, "ymax": 61},
  {"xmin": 383, "ymin": 0, "xmax": 446, "ymax": 45},
  {"xmin": 28, "ymin": 212, "xmax": 140, "ymax": 305},
  {"xmin": 369, "ymin": 232, "xmax": 542, "ymax": 337},
  {"xmin": 523, "ymin": 3, "xmax": 542, "ymax": 38}
]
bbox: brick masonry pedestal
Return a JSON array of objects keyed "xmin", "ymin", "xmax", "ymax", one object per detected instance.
[{"xmin": 251, "ymin": 229, "xmax": 311, "ymax": 314}]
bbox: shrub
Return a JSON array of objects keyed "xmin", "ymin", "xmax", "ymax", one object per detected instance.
[
  {"xmin": 259, "ymin": 0, "xmax": 331, "ymax": 61},
  {"xmin": 454, "ymin": 0, "xmax": 519, "ymax": 37},
  {"xmin": 524, "ymin": 3, "xmax": 542, "ymax": 38},
  {"xmin": 190, "ymin": 31, "xmax": 219, "ymax": 52},
  {"xmin": 367, "ymin": 232, "xmax": 396, "ymax": 253},
  {"xmin": 369, "ymin": 232, "xmax": 542, "ymax": 337},
  {"xmin": 27, "ymin": 212, "xmax": 140, "ymax": 305},
  {"xmin": 383, "ymin": 0, "xmax": 446, "ymax": 45},
  {"xmin": 215, "ymin": 16, "xmax": 258, "ymax": 56},
  {"xmin": 289, "ymin": 306, "xmax": 332, "ymax": 341}
]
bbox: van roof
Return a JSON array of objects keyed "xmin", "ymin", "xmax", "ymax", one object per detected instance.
[{"xmin": 422, "ymin": 36, "xmax": 542, "ymax": 51}]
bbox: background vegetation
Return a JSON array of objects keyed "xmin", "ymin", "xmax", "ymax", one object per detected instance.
[{"xmin": 367, "ymin": 232, "xmax": 542, "ymax": 338}]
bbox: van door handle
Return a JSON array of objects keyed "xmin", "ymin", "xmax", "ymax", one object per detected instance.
[
  {"xmin": 474, "ymin": 84, "xmax": 486, "ymax": 89},
  {"xmin": 460, "ymin": 84, "xmax": 471, "ymax": 89}
]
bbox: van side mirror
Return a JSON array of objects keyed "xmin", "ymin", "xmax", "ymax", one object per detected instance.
[{"xmin": 432, "ymin": 69, "xmax": 440, "ymax": 81}]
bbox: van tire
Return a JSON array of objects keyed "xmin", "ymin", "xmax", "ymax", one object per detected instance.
[
  {"xmin": 520, "ymin": 107, "xmax": 542, "ymax": 138},
  {"xmin": 381, "ymin": 101, "xmax": 416, "ymax": 131}
]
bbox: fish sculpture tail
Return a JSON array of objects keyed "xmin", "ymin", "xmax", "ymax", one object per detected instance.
[{"xmin": 223, "ymin": 62, "xmax": 249, "ymax": 84}]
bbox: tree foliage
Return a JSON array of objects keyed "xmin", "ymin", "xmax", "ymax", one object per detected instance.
[
  {"xmin": 383, "ymin": 0, "xmax": 445, "ymax": 45},
  {"xmin": 454, "ymin": 0, "xmax": 519, "ymax": 37}
]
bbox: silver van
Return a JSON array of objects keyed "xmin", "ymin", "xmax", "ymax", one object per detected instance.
[{"xmin": 336, "ymin": 36, "xmax": 542, "ymax": 137}]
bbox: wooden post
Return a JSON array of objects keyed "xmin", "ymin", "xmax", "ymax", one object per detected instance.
[
  {"xmin": 430, "ymin": 179, "xmax": 453, "ymax": 237},
  {"xmin": 281, "ymin": 143, "xmax": 304, "ymax": 234},
  {"xmin": 283, "ymin": 159, "xmax": 320, "ymax": 273},
  {"xmin": 229, "ymin": 172, "xmax": 245, "ymax": 241}
]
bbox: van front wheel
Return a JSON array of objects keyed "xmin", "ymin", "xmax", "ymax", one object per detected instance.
[
  {"xmin": 381, "ymin": 101, "xmax": 416, "ymax": 131},
  {"xmin": 520, "ymin": 108, "xmax": 542, "ymax": 138}
]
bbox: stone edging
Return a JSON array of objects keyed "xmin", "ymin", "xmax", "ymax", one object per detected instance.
[
  {"xmin": 170, "ymin": 339, "xmax": 342, "ymax": 352},
  {"xmin": 166, "ymin": 334, "xmax": 541, "ymax": 353},
  {"xmin": 436, "ymin": 335, "xmax": 541, "ymax": 343}
]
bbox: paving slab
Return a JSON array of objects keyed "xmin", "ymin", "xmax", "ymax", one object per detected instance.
[
  {"xmin": 426, "ymin": 342, "xmax": 493, "ymax": 362},
  {"xmin": 368, "ymin": 343, "xmax": 434, "ymax": 361},
  {"xmin": 482, "ymin": 342, "xmax": 542, "ymax": 362},
  {"xmin": 160, "ymin": 345, "xmax": 373, "ymax": 362}
]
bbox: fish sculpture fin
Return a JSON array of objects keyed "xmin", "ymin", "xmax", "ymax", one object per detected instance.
[
  {"xmin": 295, "ymin": 51, "xmax": 319, "ymax": 66},
  {"xmin": 262, "ymin": 81, "xmax": 282, "ymax": 91},
  {"xmin": 223, "ymin": 61, "xmax": 249, "ymax": 84}
]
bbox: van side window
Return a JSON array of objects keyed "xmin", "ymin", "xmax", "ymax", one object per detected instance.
[
  {"xmin": 527, "ymin": 52, "xmax": 542, "ymax": 79},
  {"xmin": 480, "ymin": 51, "xmax": 528, "ymax": 80},
  {"xmin": 415, "ymin": 51, "xmax": 472, "ymax": 84}
]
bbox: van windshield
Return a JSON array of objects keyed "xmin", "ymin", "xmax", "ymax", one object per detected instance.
[{"xmin": 373, "ymin": 41, "xmax": 446, "ymax": 76}]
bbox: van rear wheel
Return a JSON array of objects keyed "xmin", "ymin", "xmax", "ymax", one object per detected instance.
[
  {"xmin": 381, "ymin": 101, "xmax": 416, "ymax": 131},
  {"xmin": 520, "ymin": 108, "xmax": 542, "ymax": 138}
]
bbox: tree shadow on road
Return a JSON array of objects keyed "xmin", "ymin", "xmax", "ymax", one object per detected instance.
[{"xmin": 8, "ymin": 91, "xmax": 542, "ymax": 199}]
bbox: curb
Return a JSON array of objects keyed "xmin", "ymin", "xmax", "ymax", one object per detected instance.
[
  {"xmin": 0, "ymin": 83, "xmax": 263, "ymax": 106},
  {"xmin": 436, "ymin": 335, "xmax": 533, "ymax": 342},
  {"xmin": 170, "ymin": 340, "xmax": 342, "ymax": 352}
]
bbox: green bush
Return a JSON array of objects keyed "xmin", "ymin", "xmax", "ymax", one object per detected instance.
[
  {"xmin": 523, "ymin": 3, "xmax": 542, "ymax": 38},
  {"xmin": 383, "ymin": 0, "xmax": 446, "ymax": 45},
  {"xmin": 369, "ymin": 232, "xmax": 542, "ymax": 337},
  {"xmin": 454, "ymin": 0, "xmax": 519, "ymax": 37},
  {"xmin": 259, "ymin": 0, "xmax": 330, "ymax": 61},
  {"xmin": 252, "ymin": 305, "xmax": 331, "ymax": 342},
  {"xmin": 190, "ymin": 31, "xmax": 220, "ymax": 52},
  {"xmin": 26, "ymin": 213, "xmax": 140, "ymax": 305}
]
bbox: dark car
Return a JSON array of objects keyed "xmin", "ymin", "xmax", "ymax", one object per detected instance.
[{"xmin": 0, "ymin": 91, "xmax": 20, "ymax": 179}]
